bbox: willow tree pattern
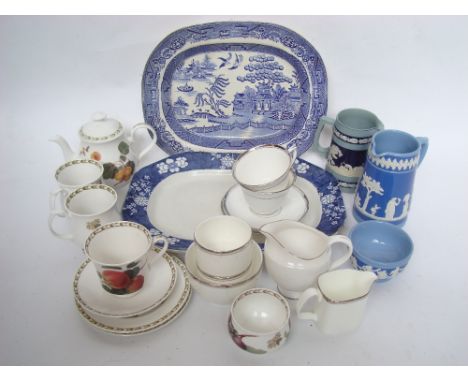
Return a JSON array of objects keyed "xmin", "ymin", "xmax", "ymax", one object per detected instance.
[{"xmin": 194, "ymin": 75, "xmax": 230, "ymax": 117}]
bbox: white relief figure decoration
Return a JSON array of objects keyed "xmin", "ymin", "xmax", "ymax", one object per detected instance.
[
  {"xmin": 385, "ymin": 197, "xmax": 401, "ymax": 220},
  {"xmin": 400, "ymin": 193, "xmax": 411, "ymax": 218},
  {"xmin": 358, "ymin": 173, "xmax": 384, "ymax": 212},
  {"xmin": 328, "ymin": 144, "xmax": 343, "ymax": 163},
  {"xmin": 370, "ymin": 204, "xmax": 381, "ymax": 216},
  {"xmin": 354, "ymin": 194, "xmax": 361, "ymax": 208}
]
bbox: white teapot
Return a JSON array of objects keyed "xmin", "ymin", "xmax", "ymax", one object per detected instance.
[{"xmin": 50, "ymin": 112, "xmax": 156, "ymax": 187}]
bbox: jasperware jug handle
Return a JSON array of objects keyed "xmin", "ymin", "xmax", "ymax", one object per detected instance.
[
  {"xmin": 147, "ymin": 235, "xmax": 169, "ymax": 269},
  {"xmin": 416, "ymin": 137, "xmax": 429, "ymax": 166},
  {"xmin": 128, "ymin": 123, "xmax": 157, "ymax": 161},
  {"xmin": 327, "ymin": 234, "xmax": 353, "ymax": 270},
  {"xmin": 296, "ymin": 287, "xmax": 322, "ymax": 322},
  {"xmin": 312, "ymin": 116, "xmax": 335, "ymax": 156}
]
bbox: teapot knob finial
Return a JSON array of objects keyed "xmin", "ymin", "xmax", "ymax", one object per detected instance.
[{"xmin": 92, "ymin": 111, "xmax": 107, "ymax": 121}]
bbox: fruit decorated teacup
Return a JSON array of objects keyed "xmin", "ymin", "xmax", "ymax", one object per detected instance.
[{"xmin": 84, "ymin": 221, "xmax": 169, "ymax": 296}]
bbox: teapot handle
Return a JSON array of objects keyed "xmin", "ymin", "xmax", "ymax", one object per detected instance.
[
  {"xmin": 327, "ymin": 234, "xmax": 353, "ymax": 270},
  {"xmin": 128, "ymin": 123, "xmax": 157, "ymax": 161},
  {"xmin": 296, "ymin": 287, "xmax": 322, "ymax": 322},
  {"xmin": 312, "ymin": 116, "xmax": 335, "ymax": 156}
]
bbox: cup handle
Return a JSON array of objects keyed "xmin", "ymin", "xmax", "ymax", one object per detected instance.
[
  {"xmin": 296, "ymin": 287, "xmax": 322, "ymax": 322},
  {"xmin": 287, "ymin": 145, "xmax": 297, "ymax": 163},
  {"xmin": 128, "ymin": 123, "xmax": 157, "ymax": 161},
  {"xmin": 147, "ymin": 235, "xmax": 169, "ymax": 268},
  {"xmin": 416, "ymin": 137, "xmax": 429, "ymax": 166},
  {"xmin": 49, "ymin": 188, "xmax": 68, "ymax": 210},
  {"xmin": 327, "ymin": 234, "xmax": 353, "ymax": 270},
  {"xmin": 312, "ymin": 116, "xmax": 335, "ymax": 156},
  {"xmin": 48, "ymin": 210, "xmax": 74, "ymax": 241}
]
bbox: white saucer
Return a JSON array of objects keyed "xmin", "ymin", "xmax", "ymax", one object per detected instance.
[
  {"xmin": 221, "ymin": 184, "xmax": 309, "ymax": 231},
  {"xmin": 185, "ymin": 241, "xmax": 263, "ymax": 287},
  {"xmin": 75, "ymin": 256, "xmax": 191, "ymax": 335},
  {"xmin": 74, "ymin": 253, "xmax": 177, "ymax": 318}
]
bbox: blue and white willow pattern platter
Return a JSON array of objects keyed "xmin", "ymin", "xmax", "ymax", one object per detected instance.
[
  {"xmin": 142, "ymin": 22, "xmax": 327, "ymax": 155},
  {"xmin": 122, "ymin": 152, "xmax": 346, "ymax": 252}
]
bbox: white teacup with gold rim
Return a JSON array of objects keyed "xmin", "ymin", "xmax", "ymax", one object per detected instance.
[
  {"xmin": 50, "ymin": 159, "xmax": 104, "ymax": 209},
  {"xmin": 48, "ymin": 184, "xmax": 121, "ymax": 248},
  {"xmin": 84, "ymin": 221, "xmax": 169, "ymax": 296}
]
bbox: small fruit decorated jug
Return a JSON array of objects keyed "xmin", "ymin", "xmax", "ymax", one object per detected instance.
[{"xmin": 50, "ymin": 112, "xmax": 156, "ymax": 187}]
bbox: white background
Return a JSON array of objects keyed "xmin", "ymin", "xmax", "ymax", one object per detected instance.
[{"xmin": 1, "ymin": 15, "xmax": 467, "ymax": 365}]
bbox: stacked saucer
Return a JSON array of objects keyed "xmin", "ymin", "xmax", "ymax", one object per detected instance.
[
  {"xmin": 74, "ymin": 253, "xmax": 191, "ymax": 335},
  {"xmin": 185, "ymin": 216, "xmax": 263, "ymax": 305}
]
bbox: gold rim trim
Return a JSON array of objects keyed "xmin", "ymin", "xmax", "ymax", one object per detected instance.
[
  {"xmin": 73, "ymin": 253, "xmax": 177, "ymax": 318},
  {"xmin": 75, "ymin": 255, "xmax": 192, "ymax": 335}
]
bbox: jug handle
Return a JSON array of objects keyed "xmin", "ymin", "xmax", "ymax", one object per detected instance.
[
  {"xmin": 146, "ymin": 235, "xmax": 169, "ymax": 269},
  {"xmin": 327, "ymin": 234, "xmax": 353, "ymax": 270},
  {"xmin": 48, "ymin": 209, "xmax": 74, "ymax": 241},
  {"xmin": 296, "ymin": 287, "xmax": 322, "ymax": 322},
  {"xmin": 416, "ymin": 137, "xmax": 429, "ymax": 166},
  {"xmin": 128, "ymin": 123, "xmax": 157, "ymax": 161},
  {"xmin": 312, "ymin": 116, "xmax": 335, "ymax": 156}
]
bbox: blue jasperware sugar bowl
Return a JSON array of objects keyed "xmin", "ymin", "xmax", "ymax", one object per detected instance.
[{"xmin": 348, "ymin": 221, "xmax": 413, "ymax": 282}]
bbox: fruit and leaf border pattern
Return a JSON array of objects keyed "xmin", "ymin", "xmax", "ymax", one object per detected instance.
[
  {"xmin": 75, "ymin": 255, "xmax": 192, "ymax": 335},
  {"xmin": 122, "ymin": 152, "xmax": 346, "ymax": 251},
  {"xmin": 142, "ymin": 22, "xmax": 327, "ymax": 154}
]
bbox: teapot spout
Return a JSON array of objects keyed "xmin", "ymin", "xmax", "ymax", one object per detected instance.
[{"xmin": 49, "ymin": 135, "xmax": 76, "ymax": 161}]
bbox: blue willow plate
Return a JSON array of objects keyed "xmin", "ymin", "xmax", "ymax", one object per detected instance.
[
  {"xmin": 122, "ymin": 152, "xmax": 346, "ymax": 252},
  {"xmin": 142, "ymin": 22, "xmax": 327, "ymax": 155}
]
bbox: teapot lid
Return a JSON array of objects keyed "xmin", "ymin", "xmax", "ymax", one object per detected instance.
[{"xmin": 79, "ymin": 112, "xmax": 124, "ymax": 142}]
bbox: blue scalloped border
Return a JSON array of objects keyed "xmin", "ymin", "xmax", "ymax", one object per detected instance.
[{"xmin": 122, "ymin": 152, "xmax": 346, "ymax": 252}]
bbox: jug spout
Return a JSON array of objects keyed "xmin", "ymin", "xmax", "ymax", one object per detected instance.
[
  {"xmin": 49, "ymin": 135, "xmax": 76, "ymax": 161},
  {"xmin": 358, "ymin": 271, "xmax": 378, "ymax": 294}
]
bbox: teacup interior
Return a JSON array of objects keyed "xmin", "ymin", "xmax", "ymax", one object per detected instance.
[
  {"xmin": 234, "ymin": 147, "xmax": 291, "ymax": 186},
  {"xmin": 195, "ymin": 216, "xmax": 251, "ymax": 252},
  {"xmin": 233, "ymin": 292, "xmax": 287, "ymax": 333},
  {"xmin": 87, "ymin": 225, "xmax": 150, "ymax": 264},
  {"xmin": 57, "ymin": 162, "xmax": 102, "ymax": 187},
  {"xmin": 351, "ymin": 222, "xmax": 413, "ymax": 264},
  {"xmin": 67, "ymin": 187, "xmax": 116, "ymax": 216}
]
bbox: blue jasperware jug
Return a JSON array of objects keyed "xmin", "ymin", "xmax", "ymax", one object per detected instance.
[{"xmin": 353, "ymin": 130, "xmax": 428, "ymax": 226}]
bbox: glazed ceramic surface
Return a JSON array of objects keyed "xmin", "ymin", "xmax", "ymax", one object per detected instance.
[
  {"xmin": 349, "ymin": 220, "xmax": 413, "ymax": 282},
  {"xmin": 353, "ymin": 130, "xmax": 429, "ymax": 226},
  {"xmin": 240, "ymin": 170, "xmax": 297, "ymax": 216},
  {"xmin": 76, "ymin": 256, "xmax": 192, "ymax": 335},
  {"xmin": 84, "ymin": 221, "xmax": 169, "ymax": 296},
  {"xmin": 142, "ymin": 22, "xmax": 327, "ymax": 154},
  {"xmin": 74, "ymin": 253, "xmax": 177, "ymax": 317},
  {"xmin": 261, "ymin": 221, "xmax": 353, "ymax": 299},
  {"xmin": 122, "ymin": 152, "xmax": 346, "ymax": 252},
  {"xmin": 185, "ymin": 241, "xmax": 263, "ymax": 305},
  {"xmin": 54, "ymin": 159, "xmax": 103, "ymax": 191},
  {"xmin": 232, "ymin": 145, "xmax": 297, "ymax": 191},
  {"xmin": 50, "ymin": 112, "xmax": 156, "ymax": 188},
  {"xmin": 48, "ymin": 184, "xmax": 121, "ymax": 248},
  {"xmin": 229, "ymin": 288, "xmax": 290, "ymax": 354},
  {"xmin": 194, "ymin": 215, "xmax": 253, "ymax": 279},
  {"xmin": 222, "ymin": 184, "xmax": 312, "ymax": 231},
  {"xmin": 296, "ymin": 269, "xmax": 377, "ymax": 336},
  {"xmin": 312, "ymin": 108, "xmax": 384, "ymax": 192}
]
